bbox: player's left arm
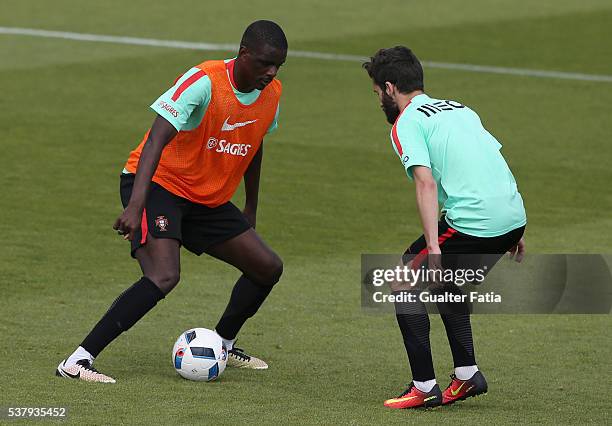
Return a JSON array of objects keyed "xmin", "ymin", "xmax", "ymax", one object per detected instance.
[
  {"xmin": 242, "ymin": 103, "xmax": 280, "ymax": 228},
  {"xmin": 243, "ymin": 143, "xmax": 263, "ymax": 228},
  {"xmin": 393, "ymin": 118, "xmax": 439, "ymax": 256},
  {"xmin": 508, "ymin": 237, "xmax": 526, "ymax": 262}
]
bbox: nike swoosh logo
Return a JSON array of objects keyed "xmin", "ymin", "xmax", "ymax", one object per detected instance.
[
  {"xmin": 221, "ymin": 117, "xmax": 258, "ymax": 131},
  {"xmin": 61, "ymin": 367, "xmax": 80, "ymax": 379},
  {"xmin": 450, "ymin": 382, "xmax": 466, "ymax": 396},
  {"xmin": 387, "ymin": 395, "xmax": 418, "ymax": 403}
]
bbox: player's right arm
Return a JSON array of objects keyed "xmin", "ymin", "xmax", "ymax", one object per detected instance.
[
  {"xmin": 114, "ymin": 67, "xmax": 211, "ymax": 240},
  {"xmin": 412, "ymin": 165, "xmax": 440, "ymax": 255},
  {"xmin": 113, "ymin": 115, "xmax": 177, "ymax": 240},
  {"xmin": 392, "ymin": 116, "xmax": 441, "ymax": 263}
]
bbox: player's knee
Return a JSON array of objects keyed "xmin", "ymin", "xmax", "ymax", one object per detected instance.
[
  {"xmin": 255, "ymin": 255, "xmax": 283, "ymax": 286},
  {"xmin": 269, "ymin": 256, "xmax": 283, "ymax": 285},
  {"xmin": 149, "ymin": 272, "xmax": 180, "ymax": 294}
]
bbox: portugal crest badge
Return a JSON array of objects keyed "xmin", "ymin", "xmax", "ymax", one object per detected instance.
[{"xmin": 155, "ymin": 215, "xmax": 169, "ymax": 232}]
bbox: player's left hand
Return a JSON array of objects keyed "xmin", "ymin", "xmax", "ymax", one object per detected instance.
[{"xmin": 243, "ymin": 207, "xmax": 257, "ymax": 229}]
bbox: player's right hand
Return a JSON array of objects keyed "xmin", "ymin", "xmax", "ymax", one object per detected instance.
[
  {"xmin": 113, "ymin": 206, "xmax": 142, "ymax": 241},
  {"xmin": 508, "ymin": 237, "xmax": 526, "ymax": 263}
]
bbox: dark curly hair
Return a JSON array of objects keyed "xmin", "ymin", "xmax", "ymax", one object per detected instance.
[
  {"xmin": 363, "ymin": 46, "xmax": 424, "ymax": 94},
  {"xmin": 241, "ymin": 20, "xmax": 288, "ymax": 51}
]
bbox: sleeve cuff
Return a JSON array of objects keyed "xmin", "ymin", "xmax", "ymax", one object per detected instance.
[
  {"xmin": 150, "ymin": 103, "xmax": 182, "ymax": 132},
  {"xmin": 406, "ymin": 162, "xmax": 431, "ymax": 180}
]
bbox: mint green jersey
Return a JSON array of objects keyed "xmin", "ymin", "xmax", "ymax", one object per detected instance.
[{"xmin": 391, "ymin": 94, "xmax": 526, "ymax": 237}]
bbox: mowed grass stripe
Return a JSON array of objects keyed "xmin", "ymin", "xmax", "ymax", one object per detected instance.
[{"xmin": 2, "ymin": 26, "xmax": 612, "ymax": 83}]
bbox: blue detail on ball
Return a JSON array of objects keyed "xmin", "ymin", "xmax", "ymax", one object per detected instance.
[
  {"xmin": 185, "ymin": 330, "xmax": 197, "ymax": 344},
  {"xmin": 190, "ymin": 347, "xmax": 216, "ymax": 359},
  {"xmin": 208, "ymin": 362, "xmax": 219, "ymax": 380},
  {"xmin": 174, "ymin": 350, "xmax": 184, "ymax": 369}
]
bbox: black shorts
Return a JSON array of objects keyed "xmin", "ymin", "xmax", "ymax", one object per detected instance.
[
  {"xmin": 403, "ymin": 216, "xmax": 525, "ymax": 271},
  {"xmin": 397, "ymin": 217, "xmax": 525, "ymax": 314},
  {"xmin": 119, "ymin": 173, "xmax": 252, "ymax": 257}
]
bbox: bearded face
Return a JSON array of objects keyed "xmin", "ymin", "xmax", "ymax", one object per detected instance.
[{"xmin": 380, "ymin": 90, "xmax": 401, "ymax": 124}]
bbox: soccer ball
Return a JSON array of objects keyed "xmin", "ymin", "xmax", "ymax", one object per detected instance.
[{"xmin": 172, "ymin": 328, "xmax": 227, "ymax": 381}]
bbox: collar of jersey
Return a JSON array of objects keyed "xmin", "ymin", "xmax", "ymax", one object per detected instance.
[
  {"xmin": 406, "ymin": 93, "xmax": 430, "ymax": 109},
  {"xmin": 224, "ymin": 58, "xmax": 261, "ymax": 98},
  {"xmin": 401, "ymin": 93, "xmax": 430, "ymax": 120},
  {"xmin": 394, "ymin": 93, "xmax": 430, "ymax": 125}
]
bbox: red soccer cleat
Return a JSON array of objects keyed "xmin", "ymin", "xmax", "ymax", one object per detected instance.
[
  {"xmin": 442, "ymin": 371, "xmax": 488, "ymax": 405},
  {"xmin": 384, "ymin": 382, "xmax": 442, "ymax": 409}
]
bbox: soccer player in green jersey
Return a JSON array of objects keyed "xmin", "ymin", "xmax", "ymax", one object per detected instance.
[{"xmin": 363, "ymin": 46, "xmax": 527, "ymax": 409}]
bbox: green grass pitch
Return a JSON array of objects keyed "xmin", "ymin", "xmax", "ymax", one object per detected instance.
[{"xmin": 1, "ymin": 0, "xmax": 611, "ymax": 424}]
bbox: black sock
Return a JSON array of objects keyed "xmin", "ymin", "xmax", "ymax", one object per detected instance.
[
  {"xmin": 394, "ymin": 291, "xmax": 435, "ymax": 381},
  {"xmin": 215, "ymin": 275, "xmax": 273, "ymax": 340},
  {"xmin": 81, "ymin": 277, "xmax": 165, "ymax": 357},
  {"xmin": 440, "ymin": 312, "xmax": 476, "ymax": 367},
  {"xmin": 434, "ymin": 285, "xmax": 476, "ymax": 367}
]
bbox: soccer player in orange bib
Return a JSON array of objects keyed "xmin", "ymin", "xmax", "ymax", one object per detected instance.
[{"xmin": 56, "ymin": 21, "xmax": 287, "ymax": 382}]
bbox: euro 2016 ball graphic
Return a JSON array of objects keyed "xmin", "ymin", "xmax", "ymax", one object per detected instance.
[{"xmin": 172, "ymin": 328, "xmax": 227, "ymax": 381}]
